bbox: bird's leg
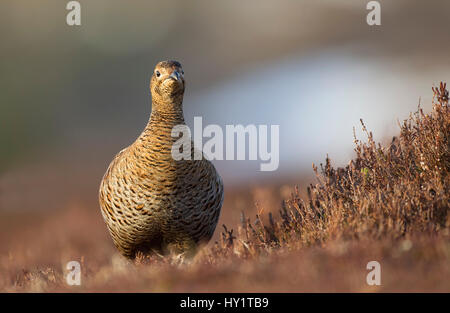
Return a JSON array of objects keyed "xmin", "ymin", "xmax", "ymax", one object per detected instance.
[{"xmin": 165, "ymin": 237, "xmax": 198, "ymax": 260}]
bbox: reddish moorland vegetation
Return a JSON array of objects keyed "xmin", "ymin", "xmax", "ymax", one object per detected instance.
[{"xmin": 0, "ymin": 83, "xmax": 448, "ymax": 292}]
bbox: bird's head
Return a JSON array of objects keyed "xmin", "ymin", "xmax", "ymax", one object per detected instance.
[{"xmin": 150, "ymin": 60, "xmax": 185, "ymax": 111}]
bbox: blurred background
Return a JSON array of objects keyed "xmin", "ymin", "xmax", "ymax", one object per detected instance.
[{"xmin": 0, "ymin": 0, "xmax": 449, "ymax": 220}]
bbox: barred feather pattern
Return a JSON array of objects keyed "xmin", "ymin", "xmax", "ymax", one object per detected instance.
[{"xmin": 99, "ymin": 61, "xmax": 223, "ymax": 258}]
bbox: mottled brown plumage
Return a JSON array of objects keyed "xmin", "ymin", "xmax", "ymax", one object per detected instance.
[{"xmin": 99, "ymin": 60, "xmax": 223, "ymax": 259}]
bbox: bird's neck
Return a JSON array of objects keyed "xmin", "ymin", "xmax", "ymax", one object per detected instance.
[
  {"xmin": 133, "ymin": 102, "xmax": 186, "ymax": 164},
  {"xmin": 140, "ymin": 100, "xmax": 186, "ymax": 147},
  {"xmin": 148, "ymin": 95, "xmax": 185, "ymax": 125},
  {"xmin": 148, "ymin": 107, "xmax": 185, "ymax": 127}
]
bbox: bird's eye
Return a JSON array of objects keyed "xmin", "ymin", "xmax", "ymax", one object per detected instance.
[
  {"xmin": 181, "ymin": 70, "xmax": 184, "ymax": 75},
  {"xmin": 155, "ymin": 70, "xmax": 161, "ymax": 77}
]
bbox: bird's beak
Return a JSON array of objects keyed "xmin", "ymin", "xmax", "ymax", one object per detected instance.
[{"xmin": 169, "ymin": 70, "xmax": 181, "ymax": 82}]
